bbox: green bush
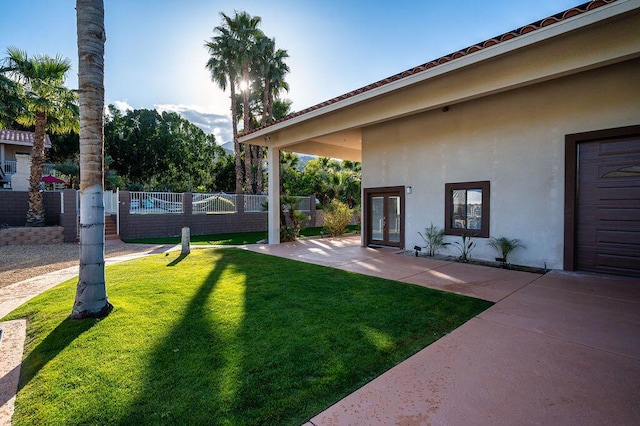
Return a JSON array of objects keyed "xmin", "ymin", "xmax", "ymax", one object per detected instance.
[{"xmin": 323, "ymin": 200, "xmax": 353, "ymax": 236}]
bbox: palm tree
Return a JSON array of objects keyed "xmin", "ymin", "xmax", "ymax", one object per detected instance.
[
  {"xmin": 206, "ymin": 11, "xmax": 262, "ymax": 194},
  {"xmin": 0, "ymin": 74, "xmax": 26, "ymax": 128},
  {"xmin": 227, "ymin": 12, "xmax": 262, "ymax": 194},
  {"xmin": 2, "ymin": 47, "xmax": 78, "ymax": 226},
  {"xmin": 205, "ymin": 24, "xmax": 243, "ymax": 193},
  {"xmin": 71, "ymin": 0, "xmax": 113, "ymax": 319},
  {"xmin": 252, "ymin": 35, "xmax": 290, "ymax": 193}
]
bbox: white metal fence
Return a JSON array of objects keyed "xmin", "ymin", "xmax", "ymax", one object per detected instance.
[
  {"xmin": 128, "ymin": 192, "xmax": 312, "ymax": 215},
  {"xmin": 289, "ymin": 196, "xmax": 311, "ymax": 212},
  {"xmin": 130, "ymin": 191, "xmax": 183, "ymax": 214},
  {"xmin": 192, "ymin": 193, "xmax": 237, "ymax": 214},
  {"xmin": 244, "ymin": 194, "xmax": 268, "ymax": 213}
]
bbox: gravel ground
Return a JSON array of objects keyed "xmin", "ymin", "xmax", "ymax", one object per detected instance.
[{"xmin": 0, "ymin": 242, "xmax": 170, "ymax": 289}]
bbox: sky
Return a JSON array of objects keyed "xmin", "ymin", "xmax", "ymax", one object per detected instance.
[{"xmin": 0, "ymin": 0, "xmax": 582, "ymax": 145}]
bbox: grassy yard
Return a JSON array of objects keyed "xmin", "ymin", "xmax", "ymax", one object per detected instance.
[
  {"xmin": 123, "ymin": 225, "xmax": 360, "ymax": 245},
  {"xmin": 3, "ymin": 248, "xmax": 491, "ymax": 425}
]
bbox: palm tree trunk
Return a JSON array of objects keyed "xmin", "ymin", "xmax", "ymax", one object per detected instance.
[
  {"xmin": 25, "ymin": 111, "xmax": 47, "ymax": 227},
  {"xmin": 230, "ymin": 84, "xmax": 242, "ymax": 194},
  {"xmin": 72, "ymin": 0, "xmax": 112, "ymax": 319},
  {"xmin": 242, "ymin": 68, "xmax": 254, "ymax": 193}
]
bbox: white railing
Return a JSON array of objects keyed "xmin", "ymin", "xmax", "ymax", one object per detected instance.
[
  {"xmin": 125, "ymin": 192, "xmax": 311, "ymax": 215},
  {"xmin": 244, "ymin": 194, "xmax": 268, "ymax": 212},
  {"xmin": 130, "ymin": 191, "xmax": 183, "ymax": 214},
  {"xmin": 0, "ymin": 161, "xmax": 59, "ymax": 176},
  {"xmin": 3, "ymin": 160, "xmax": 16, "ymax": 174},
  {"xmin": 289, "ymin": 196, "xmax": 311, "ymax": 212},
  {"xmin": 104, "ymin": 190, "xmax": 119, "ymax": 214},
  {"xmin": 192, "ymin": 193, "xmax": 237, "ymax": 214}
]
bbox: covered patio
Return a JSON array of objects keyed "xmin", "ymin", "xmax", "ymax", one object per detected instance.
[{"xmin": 238, "ymin": 0, "xmax": 640, "ymax": 278}]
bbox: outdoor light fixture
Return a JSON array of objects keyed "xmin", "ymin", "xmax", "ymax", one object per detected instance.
[
  {"xmin": 406, "ymin": 186, "xmax": 412, "ymax": 194},
  {"xmin": 264, "ymin": 135, "xmax": 271, "ymax": 142},
  {"xmin": 414, "ymin": 245, "xmax": 422, "ymax": 257}
]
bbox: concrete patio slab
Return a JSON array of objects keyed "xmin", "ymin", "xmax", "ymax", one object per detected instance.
[
  {"xmin": 310, "ymin": 316, "xmax": 640, "ymax": 425},
  {"xmin": 480, "ymin": 273, "xmax": 640, "ymax": 358},
  {"xmin": 335, "ymin": 254, "xmax": 451, "ymax": 281},
  {"xmin": 532, "ymin": 270, "xmax": 640, "ymax": 303},
  {"xmin": 400, "ymin": 261, "xmax": 542, "ymax": 302},
  {"xmin": 248, "ymin": 236, "xmax": 398, "ymax": 267}
]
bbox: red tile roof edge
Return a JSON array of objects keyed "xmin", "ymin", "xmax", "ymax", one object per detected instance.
[
  {"xmin": 0, "ymin": 129, "xmax": 52, "ymax": 146},
  {"xmin": 242, "ymin": 0, "xmax": 617, "ymax": 137}
]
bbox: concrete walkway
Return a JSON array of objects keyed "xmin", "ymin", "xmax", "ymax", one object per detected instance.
[{"xmin": 1, "ymin": 236, "xmax": 639, "ymax": 425}]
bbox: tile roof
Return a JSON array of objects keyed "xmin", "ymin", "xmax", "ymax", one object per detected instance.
[
  {"xmin": 243, "ymin": 0, "xmax": 617, "ymax": 137},
  {"xmin": 0, "ymin": 129, "xmax": 52, "ymax": 147}
]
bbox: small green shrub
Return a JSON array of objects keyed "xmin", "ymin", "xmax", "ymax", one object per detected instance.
[
  {"xmin": 418, "ymin": 222, "xmax": 449, "ymax": 256},
  {"xmin": 487, "ymin": 236, "xmax": 525, "ymax": 266},
  {"xmin": 323, "ymin": 200, "xmax": 353, "ymax": 236},
  {"xmin": 453, "ymin": 233, "xmax": 476, "ymax": 262}
]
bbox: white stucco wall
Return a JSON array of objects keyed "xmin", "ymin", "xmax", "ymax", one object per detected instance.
[{"xmin": 362, "ymin": 58, "xmax": 640, "ymax": 270}]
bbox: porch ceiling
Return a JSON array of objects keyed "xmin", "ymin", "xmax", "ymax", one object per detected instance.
[{"xmin": 282, "ymin": 129, "xmax": 362, "ymax": 161}]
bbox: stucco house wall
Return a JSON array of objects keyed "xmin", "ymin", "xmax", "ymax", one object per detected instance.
[{"xmin": 362, "ymin": 58, "xmax": 639, "ymax": 269}]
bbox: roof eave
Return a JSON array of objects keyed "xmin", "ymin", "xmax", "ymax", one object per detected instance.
[{"xmin": 240, "ymin": 0, "xmax": 637, "ymax": 143}]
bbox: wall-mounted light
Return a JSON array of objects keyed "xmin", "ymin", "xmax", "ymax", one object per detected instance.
[
  {"xmin": 442, "ymin": 106, "xmax": 450, "ymax": 112},
  {"xmin": 406, "ymin": 186, "xmax": 412, "ymax": 194},
  {"xmin": 264, "ymin": 135, "xmax": 271, "ymax": 142}
]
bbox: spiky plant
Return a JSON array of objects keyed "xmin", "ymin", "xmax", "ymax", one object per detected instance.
[
  {"xmin": 418, "ymin": 222, "xmax": 449, "ymax": 257},
  {"xmin": 487, "ymin": 236, "xmax": 525, "ymax": 266}
]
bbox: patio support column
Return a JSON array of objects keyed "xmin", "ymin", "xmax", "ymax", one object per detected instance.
[{"xmin": 267, "ymin": 146, "xmax": 280, "ymax": 244}]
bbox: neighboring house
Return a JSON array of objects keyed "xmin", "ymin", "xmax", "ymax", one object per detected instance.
[
  {"xmin": 0, "ymin": 129, "xmax": 53, "ymax": 189},
  {"xmin": 239, "ymin": 0, "xmax": 640, "ymax": 277}
]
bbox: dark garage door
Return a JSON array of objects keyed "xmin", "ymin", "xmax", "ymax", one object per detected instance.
[{"xmin": 576, "ymin": 136, "xmax": 640, "ymax": 276}]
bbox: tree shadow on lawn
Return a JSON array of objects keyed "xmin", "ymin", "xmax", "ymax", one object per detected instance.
[
  {"xmin": 115, "ymin": 249, "xmax": 490, "ymax": 425},
  {"xmin": 18, "ymin": 316, "xmax": 99, "ymax": 392}
]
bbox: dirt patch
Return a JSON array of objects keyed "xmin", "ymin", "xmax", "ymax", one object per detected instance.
[{"xmin": 0, "ymin": 242, "xmax": 170, "ymax": 289}]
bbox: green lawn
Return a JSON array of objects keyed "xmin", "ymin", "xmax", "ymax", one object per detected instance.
[
  {"xmin": 3, "ymin": 248, "xmax": 491, "ymax": 425},
  {"xmin": 123, "ymin": 225, "xmax": 360, "ymax": 245}
]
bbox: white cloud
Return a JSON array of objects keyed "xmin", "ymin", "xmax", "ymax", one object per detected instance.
[
  {"xmin": 112, "ymin": 100, "xmax": 134, "ymax": 112},
  {"xmin": 155, "ymin": 104, "xmax": 233, "ymax": 146}
]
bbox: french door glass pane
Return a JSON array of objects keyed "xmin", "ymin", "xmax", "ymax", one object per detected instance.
[
  {"xmin": 388, "ymin": 196, "xmax": 400, "ymax": 243},
  {"xmin": 371, "ymin": 196, "xmax": 384, "ymax": 240}
]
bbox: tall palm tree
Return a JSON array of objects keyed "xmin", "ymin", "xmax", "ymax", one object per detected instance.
[
  {"xmin": 205, "ymin": 25, "xmax": 243, "ymax": 193},
  {"xmin": 72, "ymin": 0, "xmax": 113, "ymax": 319},
  {"xmin": 252, "ymin": 35, "xmax": 290, "ymax": 193},
  {"xmin": 206, "ymin": 11, "xmax": 262, "ymax": 194},
  {"xmin": 226, "ymin": 12, "xmax": 262, "ymax": 194},
  {"xmin": 2, "ymin": 47, "xmax": 78, "ymax": 226}
]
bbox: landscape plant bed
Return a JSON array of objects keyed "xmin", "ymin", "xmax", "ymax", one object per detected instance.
[
  {"xmin": 3, "ymin": 248, "xmax": 491, "ymax": 425},
  {"xmin": 411, "ymin": 252, "xmax": 548, "ymax": 274}
]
